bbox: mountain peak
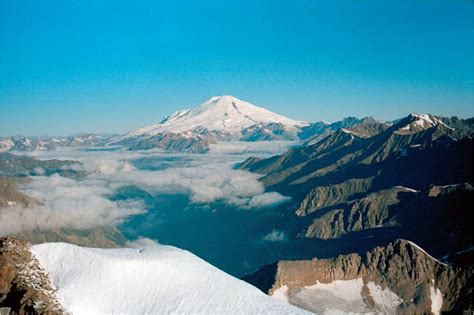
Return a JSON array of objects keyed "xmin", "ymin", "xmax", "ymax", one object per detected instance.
[
  {"xmin": 126, "ymin": 96, "xmax": 308, "ymax": 138},
  {"xmin": 395, "ymin": 113, "xmax": 454, "ymax": 134},
  {"xmin": 207, "ymin": 95, "xmax": 239, "ymax": 103}
]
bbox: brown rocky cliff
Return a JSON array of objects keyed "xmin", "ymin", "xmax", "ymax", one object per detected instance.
[
  {"xmin": 244, "ymin": 239, "xmax": 473, "ymax": 314},
  {"xmin": 0, "ymin": 237, "xmax": 65, "ymax": 314}
]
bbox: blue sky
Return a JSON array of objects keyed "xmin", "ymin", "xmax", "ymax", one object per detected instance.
[{"xmin": 1, "ymin": 0, "xmax": 473, "ymax": 136}]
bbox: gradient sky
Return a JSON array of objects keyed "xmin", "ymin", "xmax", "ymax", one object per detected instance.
[{"xmin": 1, "ymin": 0, "xmax": 473, "ymax": 136}]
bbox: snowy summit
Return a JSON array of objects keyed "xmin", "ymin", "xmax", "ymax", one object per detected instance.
[{"xmin": 125, "ymin": 95, "xmax": 308, "ymax": 138}]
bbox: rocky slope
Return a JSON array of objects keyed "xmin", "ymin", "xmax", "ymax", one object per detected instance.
[
  {"xmin": 298, "ymin": 116, "xmax": 391, "ymax": 145},
  {"xmin": 241, "ymin": 115, "xmax": 472, "ymax": 218},
  {"xmin": 241, "ymin": 114, "xmax": 472, "ymax": 190},
  {"xmin": 0, "ymin": 177, "xmax": 39, "ymax": 208},
  {"xmin": 0, "ymin": 237, "xmax": 65, "ymax": 314},
  {"xmin": 239, "ymin": 113, "xmax": 473, "ymax": 272},
  {"xmin": 243, "ymin": 239, "xmax": 474, "ymax": 314},
  {"xmin": 302, "ymin": 183, "xmax": 472, "ymax": 241}
]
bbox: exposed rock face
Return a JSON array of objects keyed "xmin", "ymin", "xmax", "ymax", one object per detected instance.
[
  {"xmin": 296, "ymin": 178, "xmax": 374, "ymax": 217},
  {"xmin": 427, "ymin": 182, "xmax": 473, "ymax": 197},
  {"xmin": 298, "ymin": 116, "xmax": 390, "ymax": 146},
  {"xmin": 244, "ymin": 240, "xmax": 474, "ymax": 314},
  {"xmin": 0, "ymin": 177, "xmax": 39, "ymax": 208},
  {"xmin": 240, "ymin": 113, "xmax": 473, "ymax": 257},
  {"xmin": 303, "ymin": 186, "xmax": 416, "ymax": 239},
  {"xmin": 0, "ymin": 237, "xmax": 65, "ymax": 314},
  {"xmin": 302, "ymin": 182, "xmax": 472, "ymax": 245},
  {"xmin": 240, "ymin": 114, "xmax": 473, "ymax": 193}
]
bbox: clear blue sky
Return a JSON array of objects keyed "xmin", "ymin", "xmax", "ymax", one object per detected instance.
[{"xmin": 1, "ymin": 0, "xmax": 473, "ymax": 136}]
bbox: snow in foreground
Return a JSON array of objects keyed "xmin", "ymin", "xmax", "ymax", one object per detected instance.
[{"xmin": 32, "ymin": 242, "xmax": 308, "ymax": 315}]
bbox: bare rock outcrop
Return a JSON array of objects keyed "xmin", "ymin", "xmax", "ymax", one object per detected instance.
[
  {"xmin": 244, "ymin": 239, "xmax": 473, "ymax": 314},
  {"xmin": 0, "ymin": 237, "xmax": 65, "ymax": 314}
]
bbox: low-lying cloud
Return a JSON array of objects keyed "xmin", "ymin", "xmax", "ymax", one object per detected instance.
[
  {"xmin": 262, "ymin": 229, "xmax": 286, "ymax": 242},
  {"xmin": 126, "ymin": 237, "xmax": 160, "ymax": 248},
  {"xmin": 1, "ymin": 142, "xmax": 292, "ymax": 235},
  {"xmin": 247, "ymin": 192, "xmax": 291, "ymax": 208},
  {"xmin": 0, "ymin": 174, "xmax": 145, "ymax": 236}
]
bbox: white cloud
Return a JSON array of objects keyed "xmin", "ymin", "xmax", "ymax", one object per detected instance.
[
  {"xmin": 33, "ymin": 167, "xmax": 45, "ymax": 175},
  {"xmin": 126, "ymin": 237, "xmax": 160, "ymax": 248},
  {"xmin": 0, "ymin": 174, "xmax": 145, "ymax": 236},
  {"xmin": 262, "ymin": 229, "xmax": 286, "ymax": 242},
  {"xmin": 2, "ymin": 143, "xmax": 292, "ymax": 235},
  {"xmin": 208, "ymin": 141, "xmax": 296, "ymax": 155},
  {"xmin": 247, "ymin": 192, "xmax": 291, "ymax": 208}
]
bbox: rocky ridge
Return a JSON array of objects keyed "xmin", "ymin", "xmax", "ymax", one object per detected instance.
[
  {"xmin": 0, "ymin": 237, "xmax": 65, "ymax": 314},
  {"xmin": 244, "ymin": 239, "xmax": 474, "ymax": 314}
]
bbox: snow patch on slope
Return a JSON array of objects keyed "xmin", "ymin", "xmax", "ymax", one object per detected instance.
[
  {"xmin": 430, "ymin": 285, "xmax": 443, "ymax": 315},
  {"xmin": 0, "ymin": 138, "xmax": 14, "ymax": 152},
  {"xmin": 398, "ymin": 113, "xmax": 454, "ymax": 133},
  {"xmin": 32, "ymin": 242, "xmax": 308, "ymax": 315},
  {"xmin": 271, "ymin": 278, "xmax": 402, "ymax": 314}
]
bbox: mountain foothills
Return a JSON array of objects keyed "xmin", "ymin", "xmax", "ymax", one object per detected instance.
[{"xmin": 0, "ymin": 95, "xmax": 473, "ymax": 314}]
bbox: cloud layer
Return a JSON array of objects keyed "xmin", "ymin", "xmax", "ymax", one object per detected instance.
[{"xmin": 1, "ymin": 142, "xmax": 293, "ymax": 236}]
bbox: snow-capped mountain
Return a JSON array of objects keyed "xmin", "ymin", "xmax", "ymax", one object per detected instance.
[
  {"xmin": 0, "ymin": 134, "xmax": 113, "ymax": 152},
  {"xmin": 110, "ymin": 95, "xmax": 308, "ymax": 152},
  {"xmin": 394, "ymin": 113, "xmax": 454, "ymax": 134},
  {"xmin": 27, "ymin": 241, "xmax": 307, "ymax": 314},
  {"xmin": 129, "ymin": 95, "xmax": 307, "ymax": 137}
]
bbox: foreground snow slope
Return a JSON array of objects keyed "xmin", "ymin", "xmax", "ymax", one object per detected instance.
[{"xmin": 32, "ymin": 242, "xmax": 307, "ymax": 314}]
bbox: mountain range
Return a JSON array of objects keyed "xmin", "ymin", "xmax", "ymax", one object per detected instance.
[
  {"xmin": 107, "ymin": 95, "xmax": 308, "ymax": 152},
  {"xmin": 239, "ymin": 112, "xmax": 473, "ymax": 251},
  {"xmin": 0, "ymin": 95, "xmax": 473, "ymax": 313},
  {"xmin": 3, "ymin": 95, "xmax": 472, "ymax": 155}
]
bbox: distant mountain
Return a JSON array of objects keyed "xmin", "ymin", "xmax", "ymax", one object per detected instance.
[
  {"xmin": 0, "ymin": 134, "xmax": 114, "ymax": 153},
  {"xmin": 109, "ymin": 95, "xmax": 309, "ymax": 152},
  {"xmin": 240, "ymin": 113, "xmax": 473, "ymax": 189},
  {"xmin": 243, "ymin": 239, "xmax": 473, "ymax": 314},
  {"xmin": 0, "ymin": 237, "xmax": 308, "ymax": 314},
  {"xmin": 0, "ymin": 152, "xmax": 83, "ymax": 178},
  {"xmin": 298, "ymin": 116, "xmax": 391, "ymax": 145},
  {"xmin": 240, "ymin": 113, "xmax": 473, "ymax": 260}
]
